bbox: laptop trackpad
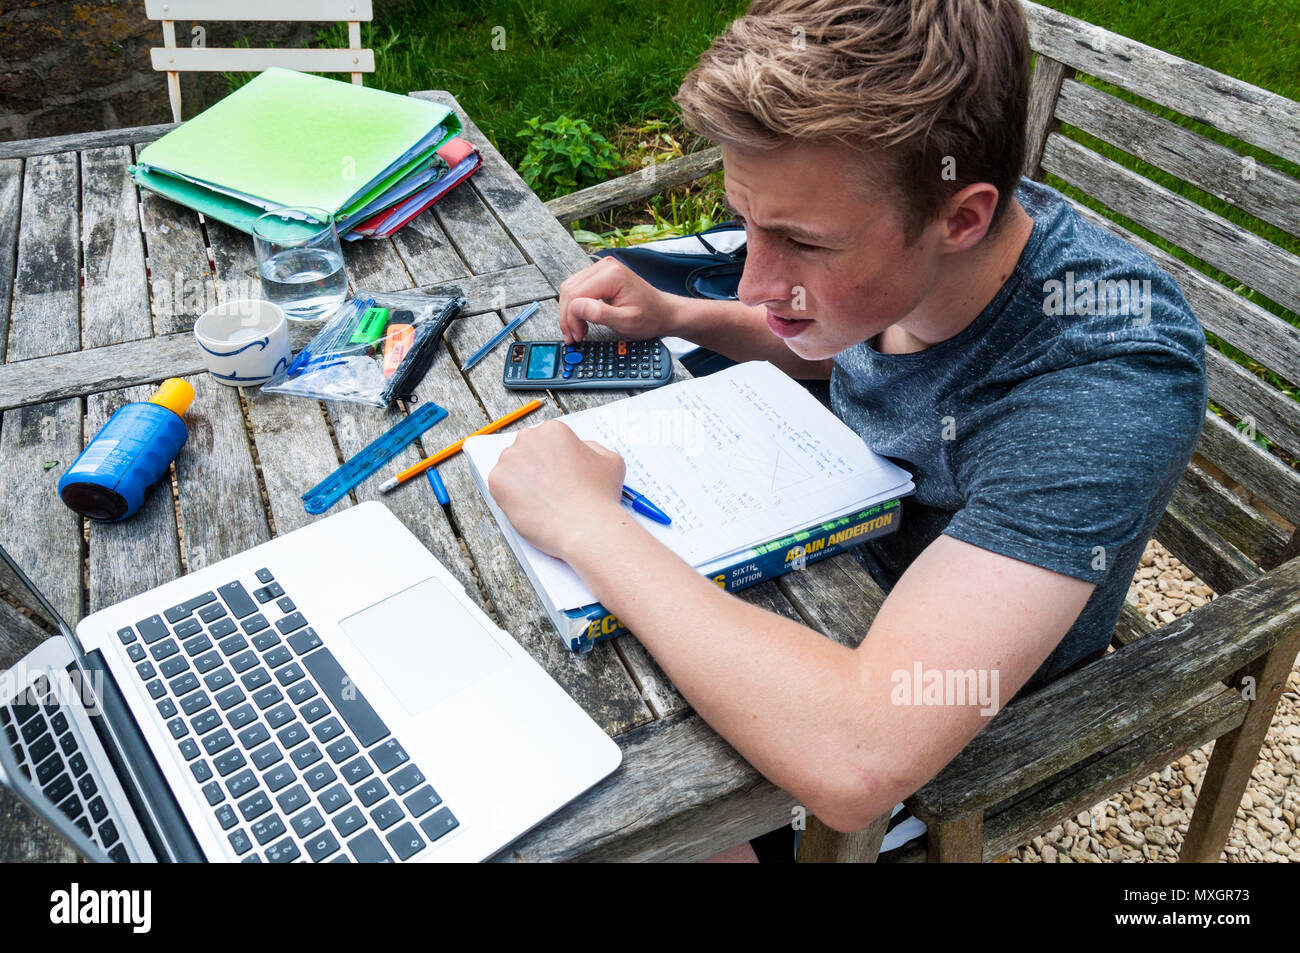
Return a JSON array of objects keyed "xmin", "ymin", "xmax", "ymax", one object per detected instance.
[{"xmin": 337, "ymin": 577, "xmax": 510, "ymax": 717}]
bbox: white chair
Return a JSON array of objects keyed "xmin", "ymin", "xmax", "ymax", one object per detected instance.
[{"xmin": 144, "ymin": 0, "xmax": 376, "ymax": 122}]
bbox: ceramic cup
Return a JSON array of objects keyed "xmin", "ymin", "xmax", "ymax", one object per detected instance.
[{"xmin": 194, "ymin": 299, "xmax": 291, "ymax": 386}]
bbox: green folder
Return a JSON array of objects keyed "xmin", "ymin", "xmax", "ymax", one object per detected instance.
[{"xmin": 133, "ymin": 68, "xmax": 460, "ymax": 236}]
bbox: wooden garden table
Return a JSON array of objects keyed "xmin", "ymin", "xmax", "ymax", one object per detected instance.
[{"xmin": 0, "ymin": 91, "xmax": 882, "ymax": 863}]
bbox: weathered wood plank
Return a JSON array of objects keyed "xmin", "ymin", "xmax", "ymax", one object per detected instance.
[
  {"xmin": 1021, "ymin": 1, "xmax": 1300, "ymax": 162},
  {"xmin": 796, "ymin": 811, "xmax": 891, "ymax": 863},
  {"xmin": 203, "ymin": 219, "xmax": 262, "ymax": 306},
  {"xmin": 1042, "ymin": 132, "xmax": 1300, "ymax": 317},
  {"xmin": 0, "ymin": 268, "xmax": 552, "ymax": 413},
  {"xmin": 1064, "ymin": 197, "xmax": 1300, "ymax": 396},
  {"xmin": 1170, "ymin": 461, "xmax": 1291, "ymax": 571},
  {"xmin": 1022, "ymin": 54, "xmax": 1069, "ymax": 179},
  {"xmin": 545, "ymin": 147, "xmax": 724, "ymax": 226},
  {"xmin": 906, "ymin": 553, "xmax": 1300, "ymax": 819},
  {"xmin": 9, "ymin": 152, "xmax": 79, "ymax": 361},
  {"xmin": 1181, "ymin": 627, "xmax": 1300, "ymax": 861},
  {"xmin": 1112, "ymin": 600, "xmax": 1155, "ymax": 647},
  {"xmin": 1056, "ymin": 78, "xmax": 1300, "ymax": 237},
  {"xmin": 388, "ymin": 210, "xmax": 472, "ymax": 287},
  {"xmin": 1155, "ymin": 500, "xmax": 1262, "ymax": 596},
  {"xmin": 85, "ymin": 385, "xmax": 184, "ymax": 612},
  {"xmin": 409, "ymin": 92, "xmax": 594, "ymax": 291},
  {"xmin": 80, "ymin": 146, "xmax": 151, "ymax": 349},
  {"xmin": 430, "ymin": 178, "xmax": 527, "ymax": 273},
  {"xmin": 776, "ymin": 552, "xmax": 888, "ymax": 648},
  {"xmin": 343, "ymin": 235, "xmax": 414, "ymax": 294},
  {"xmin": 1195, "ymin": 410, "xmax": 1300, "ymax": 526},
  {"xmin": 0, "ymin": 790, "xmax": 78, "ymax": 864},
  {"xmin": 0, "ymin": 585, "xmax": 53, "ymax": 671},
  {"xmin": 172, "ymin": 373, "xmax": 270, "ymax": 571},
  {"xmin": 1204, "ymin": 346, "xmax": 1300, "ymax": 461},
  {"xmin": 0, "ymin": 123, "xmax": 177, "ymax": 161},
  {"xmin": 492, "ymin": 709, "xmax": 795, "ymax": 862},
  {"xmin": 927, "ymin": 811, "xmax": 983, "ymax": 862},
  {"xmin": 133, "ymin": 144, "xmax": 214, "ymax": 336},
  {"xmin": 242, "ymin": 388, "xmax": 345, "ymax": 538},
  {"xmin": 0, "ymin": 399, "xmax": 83, "ymax": 624},
  {"xmin": 978, "ymin": 685, "xmax": 1245, "ymax": 860},
  {"xmin": 0, "ymin": 159, "xmax": 21, "ymax": 363}
]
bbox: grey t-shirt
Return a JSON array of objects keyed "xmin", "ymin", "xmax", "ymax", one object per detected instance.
[{"xmin": 830, "ymin": 177, "xmax": 1207, "ymax": 696}]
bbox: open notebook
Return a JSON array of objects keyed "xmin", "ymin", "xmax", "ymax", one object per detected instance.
[{"xmin": 463, "ymin": 362, "xmax": 915, "ymax": 650}]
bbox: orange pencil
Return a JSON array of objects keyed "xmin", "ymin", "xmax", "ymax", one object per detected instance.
[{"xmin": 378, "ymin": 398, "xmax": 544, "ymax": 493}]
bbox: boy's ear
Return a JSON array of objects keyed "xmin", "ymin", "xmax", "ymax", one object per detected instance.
[{"xmin": 939, "ymin": 183, "xmax": 1001, "ymax": 253}]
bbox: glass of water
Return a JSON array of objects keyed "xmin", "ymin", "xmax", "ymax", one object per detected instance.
[{"xmin": 252, "ymin": 206, "xmax": 348, "ymax": 322}]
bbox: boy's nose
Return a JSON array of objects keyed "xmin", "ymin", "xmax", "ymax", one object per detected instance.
[{"xmin": 737, "ymin": 241, "xmax": 796, "ymax": 310}]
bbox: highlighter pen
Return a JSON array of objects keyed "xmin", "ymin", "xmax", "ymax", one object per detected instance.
[{"xmin": 621, "ymin": 485, "xmax": 671, "ymax": 525}]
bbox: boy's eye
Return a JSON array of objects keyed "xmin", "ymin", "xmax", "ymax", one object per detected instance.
[{"xmin": 785, "ymin": 236, "xmax": 820, "ymax": 252}]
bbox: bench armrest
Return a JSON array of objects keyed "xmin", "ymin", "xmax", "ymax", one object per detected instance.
[{"xmin": 907, "ymin": 555, "xmax": 1300, "ymax": 820}]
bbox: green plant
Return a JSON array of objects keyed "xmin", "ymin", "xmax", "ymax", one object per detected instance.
[{"xmin": 515, "ymin": 116, "xmax": 623, "ymax": 200}]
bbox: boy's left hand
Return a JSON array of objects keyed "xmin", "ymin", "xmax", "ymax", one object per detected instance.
[{"xmin": 487, "ymin": 419, "xmax": 628, "ymax": 561}]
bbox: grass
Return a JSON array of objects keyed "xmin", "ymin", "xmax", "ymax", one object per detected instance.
[{"xmin": 247, "ymin": 0, "xmax": 1300, "ymax": 460}]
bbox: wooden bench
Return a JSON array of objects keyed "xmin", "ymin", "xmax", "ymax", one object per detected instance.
[{"xmin": 554, "ymin": 0, "xmax": 1300, "ymax": 862}]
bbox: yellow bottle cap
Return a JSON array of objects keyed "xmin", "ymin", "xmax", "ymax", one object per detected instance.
[{"xmin": 148, "ymin": 378, "xmax": 194, "ymax": 417}]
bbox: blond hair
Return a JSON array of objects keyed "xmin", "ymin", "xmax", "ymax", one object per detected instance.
[{"xmin": 674, "ymin": 0, "xmax": 1032, "ymax": 242}]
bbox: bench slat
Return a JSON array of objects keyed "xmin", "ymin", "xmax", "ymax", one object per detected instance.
[
  {"xmin": 1055, "ymin": 78, "xmax": 1300, "ymax": 237},
  {"xmin": 1023, "ymin": 54, "xmax": 1069, "ymax": 178},
  {"xmin": 0, "ymin": 160, "xmax": 20, "ymax": 362},
  {"xmin": 1170, "ymin": 461, "xmax": 1291, "ymax": 571},
  {"xmin": 1204, "ymin": 345, "xmax": 1300, "ymax": 461},
  {"xmin": 978, "ymin": 685, "xmax": 1245, "ymax": 859},
  {"xmin": 1061, "ymin": 197, "xmax": 1300, "ymax": 407},
  {"xmin": 1195, "ymin": 411, "xmax": 1300, "ymax": 526},
  {"xmin": 1022, "ymin": 0, "xmax": 1300, "ymax": 162},
  {"xmin": 1155, "ymin": 500, "xmax": 1262, "ymax": 596},
  {"xmin": 546, "ymin": 148, "xmax": 724, "ymax": 225},
  {"xmin": 1042, "ymin": 132, "xmax": 1300, "ymax": 317}
]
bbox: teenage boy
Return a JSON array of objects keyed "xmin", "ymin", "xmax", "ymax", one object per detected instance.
[{"xmin": 488, "ymin": 0, "xmax": 1207, "ymax": 843}]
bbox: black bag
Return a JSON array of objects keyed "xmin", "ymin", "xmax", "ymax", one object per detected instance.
[{"xmin": 592, "ymin": 222, "xmax": 745, "ymax": 300}]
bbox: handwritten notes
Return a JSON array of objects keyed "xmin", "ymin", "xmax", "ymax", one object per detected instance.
[{"xmin": 463, "ymin": 362, "xmax": 913, "ymax": 611}]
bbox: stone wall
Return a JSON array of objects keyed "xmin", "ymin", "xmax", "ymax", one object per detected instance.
[{"xmin": 0, "ymin": 1, "xmax": 384, "ymax": 142}]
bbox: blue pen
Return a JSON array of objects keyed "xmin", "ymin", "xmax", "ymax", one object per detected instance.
[
  {"xmin": 426, "ymin": 467, "xmax": 451, "ymax": 509},
  {"xmin": 621, "ymin": 485, "xmax": 671, "ymax": 525},
  {"xmin": 462, "ymin": 301, "xmax": 541, "ymax": 371}
]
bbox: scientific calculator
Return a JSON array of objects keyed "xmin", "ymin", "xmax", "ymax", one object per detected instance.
[{"xmin": 502, "ymin": 339, "xmax": 672, "ymax": 390}]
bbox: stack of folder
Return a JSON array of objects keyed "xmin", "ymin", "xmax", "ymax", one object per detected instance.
[{"xmin": 131, "ymin": 68, "xmax": 481, "ymax": 241}]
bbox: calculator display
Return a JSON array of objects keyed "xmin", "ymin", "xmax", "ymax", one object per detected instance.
[{"xmin": 526, "ymin": 344, "xmax": 558, "ymax": 379}]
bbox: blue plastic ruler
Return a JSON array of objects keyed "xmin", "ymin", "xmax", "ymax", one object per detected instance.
[{"xmin": 302, "ymin": 401, "xmax": 448, "ymax": 514}]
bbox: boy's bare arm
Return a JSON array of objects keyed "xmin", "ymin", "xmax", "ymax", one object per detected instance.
[
  {"xmin": 487, "ymin": 421, "xmax": 1095, "ymax": 831},
  {"xmin": 672, "ymin": 296, "xmax": 833, "ymax": 380},
  {"xmin": 557, "ymin": 257, "xmax": 832, "ymax": 380}
]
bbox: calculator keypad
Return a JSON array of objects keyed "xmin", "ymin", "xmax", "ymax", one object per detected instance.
[{"xmin": 564, "ymin": 340, "xmax": 665, "ymax": 381}]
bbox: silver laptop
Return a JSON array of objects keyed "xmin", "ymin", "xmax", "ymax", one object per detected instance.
[{"xmin": 0, "ymin": 501, "xmax": 621, "ymax": 862}]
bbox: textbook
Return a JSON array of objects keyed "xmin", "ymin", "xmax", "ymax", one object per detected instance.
[
  {"xmin": 462, "ymin": 361, "xmax": 915, "ymax": 652},
  {"xmin": 131, "ymin": 68, "xmax": 463, "ymax": 239}
]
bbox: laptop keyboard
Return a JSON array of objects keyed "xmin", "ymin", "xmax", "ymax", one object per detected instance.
[
  {"xmin": 117, "ymin": 567, "xmax": 458, "ymax": 863},
  {"xmin": 2, "ymin": 673, "xmax": 132, "ymax": 862}
]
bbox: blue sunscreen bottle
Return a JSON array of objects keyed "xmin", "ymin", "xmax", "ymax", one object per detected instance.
[{"xmin": 58, "ymin": 378, "xmax": 194, "ymax": 522}]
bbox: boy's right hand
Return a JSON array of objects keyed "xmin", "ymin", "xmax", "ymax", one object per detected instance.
[{"xmin": 558, "ymin": 257, "xmax": 677, "ymax": 345}]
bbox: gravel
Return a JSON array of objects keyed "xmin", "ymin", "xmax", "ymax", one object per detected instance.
[{"xmin": 1010, "ymin": 539, "xmax": 1300, "ymax": 864}]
